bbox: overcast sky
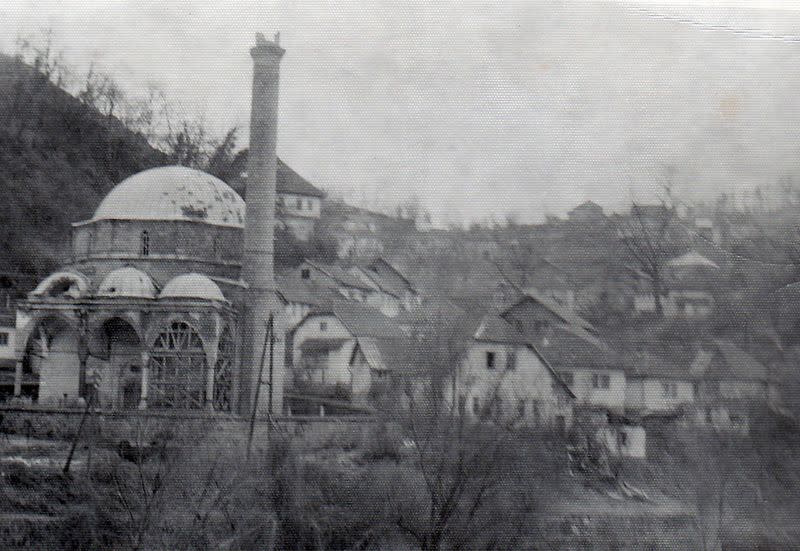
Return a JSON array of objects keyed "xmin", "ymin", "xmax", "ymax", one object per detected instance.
[{"xmin": 2, "ymin": 0, "xmax": 800, "ymax": 225}]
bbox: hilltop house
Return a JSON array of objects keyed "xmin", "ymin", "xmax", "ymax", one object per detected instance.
[
  {"xmin": 631, "ymin": 251, "xmax": 720, "ymax": 318},
  {"xmin": 234, "ymin": 159, "xmax": 327, "ymax": 242}
]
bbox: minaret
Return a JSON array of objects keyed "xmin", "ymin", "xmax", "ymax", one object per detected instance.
[{"xmin": 240, "ymin": 32, "xmax": 285, "ymax": 415}]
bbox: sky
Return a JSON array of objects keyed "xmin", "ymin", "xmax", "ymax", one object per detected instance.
[{"xmin": 2, "ymin": 0, "xmax": 800, "ymax": 225}]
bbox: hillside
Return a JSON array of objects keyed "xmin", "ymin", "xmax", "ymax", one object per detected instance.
[{"xmin": 0, "ymin": 53, "xmax": 166, "ymax": 285}]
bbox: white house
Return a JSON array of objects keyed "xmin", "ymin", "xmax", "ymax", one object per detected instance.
[
  {"xmin": 287, "ymin": 300, "xmax": 409, "ymax": 407},
  {"xmin": 447, "ymin": 314, "xmax": 574, "ymax": 429},
  {"xmin": 624, "ymin": 353, "xmax": 696, "ymax": 415}
]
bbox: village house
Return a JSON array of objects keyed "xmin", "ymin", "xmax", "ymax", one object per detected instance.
[
  {"xmin": 533, "ymin": 326, "xmax": 627, "ymax": 415},
  {"xmin": 351, "ymin": 258, "xmax": 422, "ymax": 311},
  {"xmin": 690, "ymin": 340, "xmax": 776, "ymax": 432},
  {"xmin": 234, "ymin": 159, "xmax": 327, "ymax": 242},
  {"xmin": 623, "ymin": 352, "xmax": 696, "ymax": 416},
  {"xmin": 445, "ymin": 314, "xmax": 574, "ymax": 429},
  {"xmin": 287, "ymin": 300, "xmax": 410, "ymax": 409},
  {"xmin": 631, "ymin": 251, "xmax": 720, "ymax": 318},
  {"xmin": 322, "ymin": 200, "xmax": 414, "ymax": 260}
]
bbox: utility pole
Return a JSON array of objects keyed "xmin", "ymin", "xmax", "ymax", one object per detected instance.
[
  {"xmin": 266, "ymin": 314, "xmax": 276, "ymax": 438},
  {"xmin": 246, "ymin": 315, "xmax": 273, "ymax": 460}
]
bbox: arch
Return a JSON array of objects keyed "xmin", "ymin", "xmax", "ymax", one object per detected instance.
[
  {"xmin": 213, "ymin": 327, "xmax": 235, "ymax": 412},
  {"xmin": 96, "ymin": 317, "xmax": 143, "ymax": 409},
  {"xmin": 31, "ymin": 271, "xmax": 91, "ymax": 299},
  {"xmin": 148, "ymin": 321, "xmax": 207, "ymax": 410}
]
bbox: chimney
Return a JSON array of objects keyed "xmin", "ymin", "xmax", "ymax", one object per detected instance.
[{"xmin": 239, "ymin": 32, "xmax": 285, "ymax": 415}]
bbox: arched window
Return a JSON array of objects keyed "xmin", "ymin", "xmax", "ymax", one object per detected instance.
[
  {"xmin": 148, "ymin": 321, "xmax": 206, "ymax": 409},
  {"xmin": 140, "ymin": 230, "xmax": 150, "ymax": 256},
  {"xmin": 214, "ymin": 328, "xmax": 234, "ymax": 412}
]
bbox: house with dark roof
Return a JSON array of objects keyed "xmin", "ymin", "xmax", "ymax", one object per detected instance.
[
  {"xmin": 447, "ymin": 313, "xmax": 574, "ymax": 429},
  {"xmin": 623, "ymin": 351, "xmax": 698, "ymax": 416},
  {"xmin": 690, "ymin": 340, "xmax": 776, "ymax": 431},
  {"xmin": 234, "ymin": 158, "xmax": 326, "ymax": 241},
  {"xmin": 286, "ymin": 299, "xmax": 411, "ymax": 407},
  {"xmin": 354, "ymin": 258, "xmax": 421, "ymax": 311}
]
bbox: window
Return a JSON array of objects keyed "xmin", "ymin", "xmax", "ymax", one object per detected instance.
[
  {"xmin": 618, "ymin": 431, "xmax": 628, "ymax": 448},
  {"xmin": 140, "ymin": 230, "xmax": 150, "ymax": 256},
  {"xmin": 472, "ymin": 396, "xmax": 481, "ymax": 415},
  {"xmin": 307, "ymin": 199, "xmax": 313, "ymax": 211},
  {"xmin": 320, "ymin": 321, "xmax": 327, "ymax": 331},
  {"xmin": 148, "ymin": 322, "xmax": 206, "ymax": 410},
  {"xmin": 458, "ymin": 395, "xmax": 466, "ymax": 416},
  {"xmin": 505, "ymin": 349, "xmax": 517, "ymax": 370},
  {"xmin": 662, "ymin": 382, "xmax": 678, "ymax": 398},
  {"xmin": 0, "ymin": 332, "xmax": 8, "ymax": 346},
  {"xmin": 591, "ymin": 374, "xmax": 610, "ymax": 389},
  {"xmin": 486, "ymin": 351, "xmax": 496, "ymax": 370},
  {"xmin": 561, "ymin": 372, "xmax": 574, "ymax": 386},
  {"xmin": 517, "ymin": 398, "xmax": 526, "ymax": 418},
  {"xmin": 276, "ymin": 196, "xmax": 284, "ymax": 207},
  {"xmin": 296, "ymin": 198, "xmax": 303, "ymax": 210},
  {"xmin": 301, "ymin": 268, "xmax": 310, "ymax": 280}
]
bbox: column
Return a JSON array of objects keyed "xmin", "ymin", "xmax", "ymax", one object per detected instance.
[
  {"xmin": 139, "ymin": 351, "xmax": 149, "ymax": 409},
  {"xmin": 205, "ymin": 343, "xmax": 219, "ymax": 412},
  {"xmin": 13, "ymin": 360, "xmax": 23, "ymax": 397}
]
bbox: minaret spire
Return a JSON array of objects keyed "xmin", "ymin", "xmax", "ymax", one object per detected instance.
[{"xmin": 239, "ymin": 32, "xmax": 285, "ymax": 415}]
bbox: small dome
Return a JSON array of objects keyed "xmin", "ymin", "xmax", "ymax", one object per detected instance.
[
  {"xmin": 31, "ymin": 271, "xmax": 91, "ymax": 299},
  {"xmin": 160, "ymin": 273, "xmax": 227, "ymax": 302},
  {"xmin": 91, "ymin": 166, "xmax": 245, "ymax": 227},
  {"xmin": 97, "ymin": 267, "xmax": 157, "ymax": 299}
]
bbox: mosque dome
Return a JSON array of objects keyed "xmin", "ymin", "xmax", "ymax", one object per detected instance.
[
  {"xmin": 160, "ymin": 273, "xmax": 227, "ymax": 302},
  {"xmin": 91, "ymin": 166, "xmax": 245, "ymax": 227},
  {"xmin": 97, "ymin": 267, "xmax": 158, "ymax": 299}
]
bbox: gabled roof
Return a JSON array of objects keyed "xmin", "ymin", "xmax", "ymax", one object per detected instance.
[
  {"xmin": 473, "ymin": 315, "xmax": 529, "ymax": 345},
  {"xmin": 501, "ymin": 290, "xmax": 596, "ymax": 334},
  {"xmin": 704, "ymin": 340, "xmax": 769, "ymax": 381},
  {"xmin": 353, "ymin": 337, "xmax": 421, "ymax": 373},
  {"xmin": 298, "ymin": 299, "xmax": 406, "ymax": 340},
  {"xmin": 358, "ymin": 258, "xmax": 416, "ymax": 298},
  {"xmin": 625, "ymin": 351, "xmax": 697, "ymax": 380},
  {"xmin": 275, "ymin": 273, "xmax": 329, "ymax": 306},
  {"xmin": 232, "ymin": 157, "xmax": 326, "ymax": 198},
  {"xmin": 302, "ymin": 260, "xmax": 374, "ymax": 291},
  {"xmin": 276, "ymin": 159, "xmax": 326, "ymax": 198},
  {"xmin": 535, "ymin": 326, "xmax": 620, "ymax": 371},
  {"xmin": 666, "ymin": 251, "xmax": 719, "ymax": 269}
]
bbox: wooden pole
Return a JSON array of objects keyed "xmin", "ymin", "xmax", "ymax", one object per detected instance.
[
  {"xmin": 266, "ymin": 314, "xmax": 275, "ymax": 438},
  {"xmin": 63, "ymin": 396, "xmax": 91, "ymax": 475},
  {"xmin": 246, "ymin": 317, "xmax": 271, "ymax": 460}
]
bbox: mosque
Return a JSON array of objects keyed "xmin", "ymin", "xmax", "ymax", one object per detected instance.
[{"xmin": 11, "ymin": 33, "xmax": 287, "ymax": 415}]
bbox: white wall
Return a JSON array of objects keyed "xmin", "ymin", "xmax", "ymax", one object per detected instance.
[
  {"xmin": 37, "ymin": 330, "xmax": 81, "ymax": 405},
  {"xmin": 454, "ymin": 342, "xmax": 572, "ymax": 428},
  {"xmin": 279, "ymin": 193, "xmax": 321, "ymax": 218},
  {"xmin": 563, "ymin": 368, "xmax": 626, "ymax": 412},
  {"xmin": 638, "ymin": 378, "xmax": 694, "ymax": 412},
  {"xmin": 0, "ymin": 324, "xmax": 16, "ymax": 363},
  {"xmin": 291, "ymin": 315, "xmax": 357, "ymax": 389}
]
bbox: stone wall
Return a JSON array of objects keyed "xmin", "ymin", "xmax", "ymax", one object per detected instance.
[{"xmin": 71, "ymin": 220, "xmax": 243, "ymax": 285}]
